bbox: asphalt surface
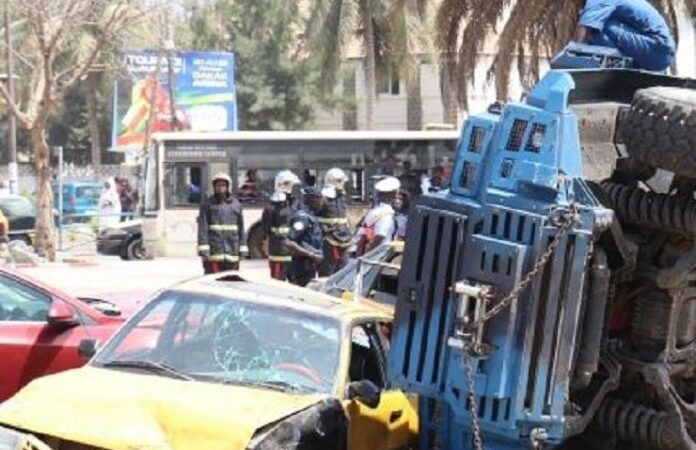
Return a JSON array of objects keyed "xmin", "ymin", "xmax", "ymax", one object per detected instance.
[{"xmin": 15, "ymin": 255, "xmax": 270, "ymax": 301}]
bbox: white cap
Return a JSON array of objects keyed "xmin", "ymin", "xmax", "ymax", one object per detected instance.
[
  {"xmin": 375, "ymin": 176, "xmax": 401, "ymax": 193},
  {"xmin": 321, "ymin": 186, "xmax": 337, "ymax": 199}
]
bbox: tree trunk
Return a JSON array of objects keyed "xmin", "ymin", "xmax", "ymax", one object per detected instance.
[
  {"xmin": 359, "ymin": 0, "xmax": 376, "ymax": 131},
  {"xmin": 440, "ymin": 60, "xmax": 458, "ymax": 126},
  {"xmin": 31, "ymin": 126, "xmax": 55, "ymax": 261},
  {"xmin": 406, "ymin": 66, "xmax": 422, "ymax": 131},
  {"xmin": 85, "ymin": 73, "xmax": 101, "ymax": 165},
  {"xmin": 342, "ymin": 67, "xmax": 357, "ymax": 130}
]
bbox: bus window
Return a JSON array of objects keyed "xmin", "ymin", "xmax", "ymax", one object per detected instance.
[
  {"xmin": 165, "ymin": 162, "xmax": 206, "ymax": 207},
  {"xmin": 301, "ymin": 140, "xmax": 373, "ymax": 202},
  {"xmin": 236, "ymin": 143, "xmax": 301, "ymax": 204}
]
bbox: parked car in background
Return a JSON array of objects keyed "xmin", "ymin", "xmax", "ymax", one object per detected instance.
[
  {"xmin": 52, "ymin": 181, "xmax": 101, "ymax": 221},
  {"xmin": 312, "ymin": 241, "xmax": 403, "ymax": 308},
  {"xmin": 0, "ymin": 266, "xmax": 137, "ymax": 402},
  {"xmin": 0, "ymin": 195, "xmax": 35, "ymax": 245},
  {"xmin": 0, "ymin": 272, "xmax": 417, "ymax": 450},
  {"xmin": 97, "ymin": 220, "xmax": 145, "ymax": 260}
]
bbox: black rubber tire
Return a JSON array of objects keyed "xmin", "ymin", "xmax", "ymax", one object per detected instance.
[
  {"xmin": 125, "ymin": 236, "xmax": 146, "ymax": 260},
  {"xmin": 625, "ymin": 87, "xmax": 696, "ymax": 178}
]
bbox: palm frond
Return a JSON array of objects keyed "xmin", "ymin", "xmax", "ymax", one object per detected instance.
[{"xmin": 437, "ymin": 0, "xmax": 691, "ymax": 109}]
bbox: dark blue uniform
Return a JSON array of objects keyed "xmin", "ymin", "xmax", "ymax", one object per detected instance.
[
  {"xmin": 579, "ymin": 0, "xmax": 675, "ymax": 71},
  {"xmin": 261, "ymin": 200, "xmax": 294, "ymax": 280},
  {"xmin": 318, "ymin": 194, "xmax": 351, "ymax": 277},
  {"xmin": 287, "ymin": 206, "xmax": 323, "ymax": 287}
]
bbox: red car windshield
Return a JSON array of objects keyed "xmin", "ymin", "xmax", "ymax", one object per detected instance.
[{"xmin": 93, "ymin": 291, "xmax": 341, "ymax": 394}]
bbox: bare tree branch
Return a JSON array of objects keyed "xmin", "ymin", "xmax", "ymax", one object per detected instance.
[
  {"xmin": 0, "ymin": 81, "xmax": 32, "ymax": 128},
  {"xmin": 56, "ymin": 3, "xmax": 151, "ymax": 95}
]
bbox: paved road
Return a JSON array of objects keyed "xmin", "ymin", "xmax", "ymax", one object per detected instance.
[{"xmin": 16, "ymin": 256, "xmax": 269, "ymax": 300}]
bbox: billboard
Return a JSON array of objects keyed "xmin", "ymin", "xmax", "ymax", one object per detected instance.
[{"xmin": 111, "ymin": 50, "xmax": 237, "ymax": 151}]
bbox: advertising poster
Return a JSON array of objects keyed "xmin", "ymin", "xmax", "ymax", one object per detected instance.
[{"xmin": 111, "ymin": 50, "xmax": 237, "ymax": 151}]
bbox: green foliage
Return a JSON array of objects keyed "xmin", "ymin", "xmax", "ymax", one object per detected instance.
[{"xmin": 189, "ymin": 0, "xmax": 324, "ymax": 130}]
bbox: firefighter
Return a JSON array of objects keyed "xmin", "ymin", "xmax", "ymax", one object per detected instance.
[
  {"xmin": 260, "ymin": 171, "xmax": 301, "ymax": 281},
  {"xmin": 318, "ymin": 168, "xmax": 352, "ymax": 276},
  {"xmin": 285, "ymin": 186, "xmax": 325, "ymax": 287},
  {"xmin": 276, "ymin": 170, "xmax": 302, "ymax": 209},
  {"xmin": 197, "ymin": 172, "xmax": 247, "ymax": 274},
  {"xmin": 356, "ymin": 176, "xmax": 400, "ymax": 257}
]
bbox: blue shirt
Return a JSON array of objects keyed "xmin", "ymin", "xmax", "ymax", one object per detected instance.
[{"xmin": 579, "ymin": 0, "xmax": 674, "ymax": 48}]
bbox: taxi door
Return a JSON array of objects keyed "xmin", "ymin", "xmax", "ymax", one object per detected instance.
[{"xmin": 344, "ymin": 321, "xmax": 418, "ymax": 450}]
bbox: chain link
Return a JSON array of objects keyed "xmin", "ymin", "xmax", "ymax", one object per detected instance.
[
  {"xmin": 464, "ymin": 344, "xmax": 484, "ymax": 450},
  {"xmin": 466, "ymin": 204, "xmax": 579, "ymax": 331},
  {"xmin": 461, "ymin": 204, "xmax": 580, "ymax": 450}
]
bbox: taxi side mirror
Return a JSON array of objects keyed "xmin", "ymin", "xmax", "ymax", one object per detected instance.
[{"xmin": 347, "ymin": 380, "xmax": 381, "ymax": 409}]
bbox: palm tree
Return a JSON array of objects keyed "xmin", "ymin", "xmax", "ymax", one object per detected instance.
[
  {"xmin": 307, "ymin": 0, "xmax": 390, "ymax": 130},
  {"xmin": 435, "ymin": 0, "xmax": 689, "ymax": 110},
  {"xmin": 388, "ymin": 0, "xmax": 430, "ymax": 130}
]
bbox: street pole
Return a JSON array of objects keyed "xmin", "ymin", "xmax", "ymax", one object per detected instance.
[
  {"xmin": 164, "ymin": 16, "xmax": 178, "ymax": 131},
  {"xmin": 4, "ymin": 2, "xmax": 17, "ymax": 195},
  {"xmin": 56, "ymin": 146, "xmax": 63, "ymax": 252}
]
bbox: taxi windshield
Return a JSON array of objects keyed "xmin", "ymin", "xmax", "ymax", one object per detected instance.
[{"xmin": 93, "ymin": 291, "xmax": 342, "ymax": 395}]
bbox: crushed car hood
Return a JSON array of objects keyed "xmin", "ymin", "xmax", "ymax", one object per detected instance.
[{"xmin": 0, "ymin": 367, "xmax": 327, "ymax": 450}]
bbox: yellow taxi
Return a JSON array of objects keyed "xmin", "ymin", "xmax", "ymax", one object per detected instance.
[{"xmin": 0, "ymin": 272, "xmax": 417, "ymax": 450}]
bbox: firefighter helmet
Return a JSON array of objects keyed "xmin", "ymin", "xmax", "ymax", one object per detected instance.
[
  {"xmin": 275, "ymin": 170, "xmax": 301, "ymax": 194},
  {"xmin": 324, "ymin": 168, "xmax": 348, "ymax": 192},
  {"xmin": 211, "ymin": 172, "xmax": 232, "ymax": 192}
]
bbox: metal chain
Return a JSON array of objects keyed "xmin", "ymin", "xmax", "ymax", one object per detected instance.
[
  {"xmin": 466, "ymin": 204, "xmax": 580, "ymax": 331},
  {"xmin": 464, "ymin": 344, "xmax": 484, "ymax": 450},
  {"xmin": 462, "ymin": 204, "xmax": 580, "ymax": 450}
]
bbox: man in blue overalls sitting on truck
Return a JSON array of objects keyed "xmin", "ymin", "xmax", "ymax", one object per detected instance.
[{"xmin": 574, "ymin": 0, "xmax": 675, "ymax": 71}]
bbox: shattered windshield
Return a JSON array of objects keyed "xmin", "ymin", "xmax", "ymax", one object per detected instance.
[{"xmin": 93, "ymin": 291, "xmax": 341, "ymax": 395}]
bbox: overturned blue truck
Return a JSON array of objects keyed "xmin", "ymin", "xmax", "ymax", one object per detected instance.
[{"xmin": 389, "ymin": 61, "xmax": 695, "ymax": 450}]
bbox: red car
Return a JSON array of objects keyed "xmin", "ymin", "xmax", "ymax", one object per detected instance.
[{"xmin": 0, "ymin": 267, "xmax": 137, "ymax": 402}]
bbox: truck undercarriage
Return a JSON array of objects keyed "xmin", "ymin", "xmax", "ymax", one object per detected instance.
[{"xmin": 388, "ymin": 69, "xmax": 696, "ymax": 450}]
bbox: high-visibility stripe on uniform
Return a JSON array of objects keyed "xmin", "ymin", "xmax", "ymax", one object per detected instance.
[
  {"xmin": 318, "ymin": 217, "xmax": 349, "ymax": 225},
  {"xmin": 268, "ymin": 255, "xmax": 292, "ymax": 262},
  {"xmin": 207, "ymin": 254, "xmax": 240, "ymax": 262},
  {"xmin": 209, "ymin": 224, "xmax": 239, "ymax": 231},
  {"xmin": 240, "ymin": 245, "xmax": 249, "ymax": 254},
  {"xmin": 198, "ymin": 244, "xmax": 210, "ymax": 251},
  {"xmin": 270, "ymin": 226, "xmax": 290, "ymax": 236}
]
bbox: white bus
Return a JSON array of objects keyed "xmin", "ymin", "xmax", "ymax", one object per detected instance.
[{"xmin": 141, "ymin": 130, "xmax": 460, "ymax": 258}]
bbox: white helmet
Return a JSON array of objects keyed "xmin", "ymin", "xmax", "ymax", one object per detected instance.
[
  {"xmin": 324, "ymin": 168, "xmax": 348, "ymax": 191},
  {"xmin": 274, "ymin": 170, "xmax": 301, "ymax": 194},
  {"xmin": 211, "ymin": 172, "xmax": 232, "ymax": 192}
]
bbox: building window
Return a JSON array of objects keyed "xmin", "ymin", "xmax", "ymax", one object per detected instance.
[{"xmin": 378, "ymin": 69, "xmax": 400, "ymax": 95}]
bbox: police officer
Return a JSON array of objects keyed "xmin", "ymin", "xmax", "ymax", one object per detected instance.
[
  {"xmin": 285, "ymin": 187, "xmax": 325, "ymax": 287},
  {"xmin": 356, "ymin": 176, "xmax": 400, "ymax": 256},
  {"xmin": 197, "ymin": 172, "xmax": 247, "ymax": 274},
  {"xmin": 318, "ymin": 168, "xmax": 352, "ymax": 276},
  {"xmin": 260, "ymin": 171, "xmax": 301, "ymax": 281}
]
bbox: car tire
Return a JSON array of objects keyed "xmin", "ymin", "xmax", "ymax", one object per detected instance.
[
  {"xmin": 624, "ymin": 87, "xmax": 696, "ymax": 178},
  {"xmin": 125, "ymin": 236, "xmax": 146, "ymax": 261}
]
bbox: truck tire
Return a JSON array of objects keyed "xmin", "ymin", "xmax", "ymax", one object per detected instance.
[{"xmin": 625, "ymin": 87, "xmax": 696, "ymax": 178}]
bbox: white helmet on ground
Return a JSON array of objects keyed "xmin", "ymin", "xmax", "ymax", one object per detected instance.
[
  {"xmin": 211, "ymin": 172, "xmax": 232, "ymax": 192},
  {"xmin": 324, "ymin": 168, "xmax": 348, "ymax": 192},
  {"xmin": 275, "ymin": 170, "xmax": 301, "ymax": 194}
]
